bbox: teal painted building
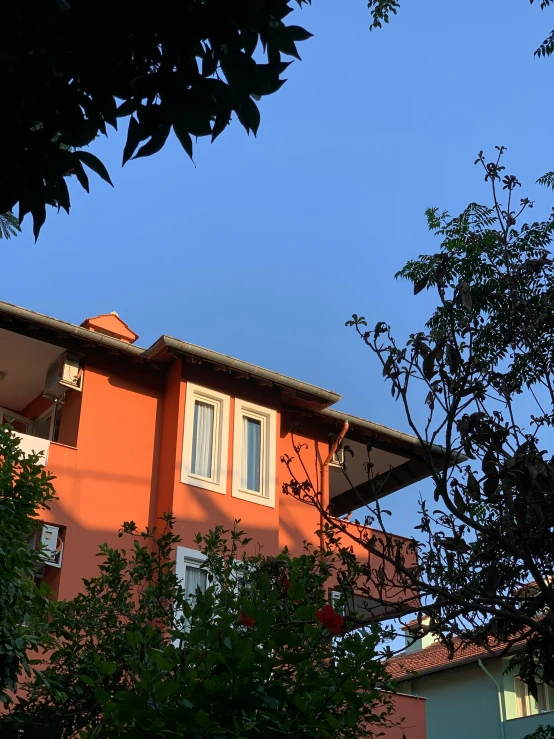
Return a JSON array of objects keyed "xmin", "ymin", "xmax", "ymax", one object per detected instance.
[{"xmin": 388, "ymin": 628, "xmax": 554, "ymax": 739}]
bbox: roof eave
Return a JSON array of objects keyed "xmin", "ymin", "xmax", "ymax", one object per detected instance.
[
  {"xmin": 318, "ymin": 408, "xmax": 468, "ymax": 515},
  {"xmin": 145, "ymin": 335, "xmax": 342, "ymax": 410},
  {"xmin": 0, "ymin": 300, "xmax": 144, "ymax": 356},
  {"xmin": 389, "ymin": 650, "xmax": 500, "ymax": 683}
]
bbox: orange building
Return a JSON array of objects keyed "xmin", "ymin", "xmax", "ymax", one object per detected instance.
[{"xmin": 0, "ymin": 299, "xmax": 429, "ymax": 732}]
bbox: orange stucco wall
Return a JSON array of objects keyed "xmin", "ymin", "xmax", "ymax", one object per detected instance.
[
  {"xmin": 40, "ymin": 350, "xmax": 412, "ymax": 611},
  {"xmin": 45, "ymin": 352, "xmax": 164, "ymax": 599}
]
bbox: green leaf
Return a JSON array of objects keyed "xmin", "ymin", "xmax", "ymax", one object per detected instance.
[
  {"xmin": 116, "ymin": 99, "xmax": 139, "ymax": 118},
  {"xmin": 275, "ymin": 34, "xmax": 301, "ymax": 61},
  {"xmin": 133, "ymin": 125, "xmax": 171, "ymax": 160},
  {"xmin": 31, "ymin": 201, "xmax": 46, "ymax": 242},
  {"xmin": 75, "ymin": 151, "xmax": 113, "ymax": 187},
  {"xmin": 293, "ymin": 604, "xmax": 316, "ymax": 620},
  {"xmin": 79, "ymin": 675, "xmax": 96, "ymax": 688},
  {"xmin": 294, "ymin": 694, "xmax": 308, "ymax": 711},
  {"xmin": 172, "ymin": 122, "xmax": 194, "ymax": 161},
  {"xmin": 236, "ymin": 97, "xmax": 261, "ymax": 136},
  {"xmin": 303, "ymin": 623, "xmax": 320, "ymax": 639},
  {"xmin": 286, "ymin": 26, "xmax": 313, "ymax": 42},
  {"xmin": 122, "ymin": 117, "xmax": 143, "ymax": 165},
  {"xmin": 73, "ymin": 163, "xmax": 90, "ymax": 193},
  {"xmin": 287, "ymin": 582, "xmax": 305, "ymax": 601},
  {"xmin": 196, "ymin": 709, "xmax": 210, "ymax": 727},
  {"xmin": 154, "ymin": 680, "xmax": 180, "ymax": 700},
  {"xmin": 234, "ymin": 637, "xmax": 253, "ymax": 656},
  {"xmin": 94, "ymin": 687, "xmax": 111, "ymax": 706},
  {"xmin": 414, "ymin": 274, "xmax": 429, "ymax": 295},
  {"xmin": 125, "ymin": 631, "xmax": 141, "ymax": 648},
  {"xmin": 100, "ymin": 661, "xmax": 117, "ymax": 676},
  {"xmin": 327, "ymin": 715, "xmax": 340, "ymax": 730}
]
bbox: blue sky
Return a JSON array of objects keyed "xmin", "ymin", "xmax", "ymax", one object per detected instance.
[{"xmin": 4, "ymin": 0, "xmax": 554, "ymax": 531}]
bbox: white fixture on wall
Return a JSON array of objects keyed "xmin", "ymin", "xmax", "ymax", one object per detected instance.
[
  {"xmin": 38, "ymin": 524, "xmax": 64, "ymax": 568},
  {"xmin": 44, "ymin": 352, "xmax": 83, "ymax": 399}
]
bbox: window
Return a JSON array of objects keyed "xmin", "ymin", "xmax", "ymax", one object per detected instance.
[
  {"xmin": 175, "ymin": 547, "xmax": 208, "ymax": 600},
  {"xmin": 515, "ymin": 677, "xmax": 554, "ymax": 717},
  {"xmin": 1, "ymin": 404, "xmax": 59, "ymax": 441},
  {"xmin": 328, "ymin": 435, "xmax": 345, "ymax": 468},
  {"xmin": 242, "ymin": 416, "xmax": 262, "ymax": 491},
  {"xmin": 34, "ymin": 406, "xmax": 57, "ymax": 441},
  {"xmin": 174, "ymin": 547, "xmax": 209, "ymax": 639},
  {"xmin": 181, "ymin": 384, "xmax": 230, "ymax": 494},
  {"xmin": 232, "ymin": 399, "xmax": 277, "ymax": 508},
  {"xmin": 0, "ymin": 407, "xmax": 32, "ymax": 435},
  {"xmin": 183, "ymin": 561, "xmax": 208, "ymax": 600}
]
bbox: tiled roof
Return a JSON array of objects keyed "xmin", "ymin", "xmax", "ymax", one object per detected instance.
[
  {"xmin": 386, "ymin": 639, "xmax": 508, "ymax": 682},
  {"xmin": 403, "ymin": 617, "xmax": 425, "ymax": 629}
]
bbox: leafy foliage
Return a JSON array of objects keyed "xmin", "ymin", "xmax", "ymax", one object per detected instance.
[
  {"xmin": 284, "ymin": 149, "xmax": 554, "ymax": 695},
  {"xmin": 0, "ymin": 0, "xmax": 313, "ymax": 239},
  {"xmin": 367, "ymin": 1, "xmax": 400, "ymax": 30},
  {"xmin": 525, "ymin": 726, "xmax": 554, "ymax": 739},
  {"xmin": 0, "ymin": 424, "xmax": 56, "ymax": 704},
  {"xmin": 0, "ymin": 212, "xmax": 21, "ymax": 241},
  {"xmin": 344, "ymin": 149, "xmax": 554, "ymax": 692},
  {"xmin": 368, "ymin": 1, "xmax": 554, "ymax": 59},
  {"xmin": 2, "ymin": 517, "xmax": 397, "ymax": 738}
]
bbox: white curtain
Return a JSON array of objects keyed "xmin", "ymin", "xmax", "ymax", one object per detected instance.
[
  {"xmin": 242, "ymin": 416, "xmax": 261, "ymax": 492},
  {"xmin": 515, "ymin": 678, "xmax": 533, "ymax": 717},
  {"xmin": 184, "ymin": 565, "xmax": 208, "ymax": 599},
  {"xmin": 191, "ymin": 401, "xmax": 214, "ymax": 477}
]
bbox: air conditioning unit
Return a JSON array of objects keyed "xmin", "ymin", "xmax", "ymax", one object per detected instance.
[
  {"xmin": 44, "ymin": 352, "xmax": 83, "ymax": 398},
  {"xmin": 330, "ymin": 589, "xmax": 346, "ymax": 616},
  {"xmin": 37, "ymin": 524, "xmax": 64, "ymax": 568}
]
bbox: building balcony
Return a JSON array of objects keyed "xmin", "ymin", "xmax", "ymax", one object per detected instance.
[
  {"xmin": 505, "ymin": 713, "xmax": 554, "ymax": 739},
  {"xmin": 0, "ymin": 325, "xmax": 82, "ymax": 452},
  {"xmin": 328, "ymin": 518, "xmax": 419, "ymax": 622},
  {"xmin": 11, "ymin": 430, "xmax": 51, "ymax": 465}
]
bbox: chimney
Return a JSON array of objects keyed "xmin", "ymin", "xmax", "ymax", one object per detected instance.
[
  {"xmin": 80, "ymin": 312, "xmax": 139, "ymax": 344},
  {"xmin": 402, "ymin": 617, "xmax": 440, "ymax": 653}
]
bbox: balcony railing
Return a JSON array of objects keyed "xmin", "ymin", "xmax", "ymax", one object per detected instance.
[
  {"xmin": 505, "ymin": 712, "xmax": 554, "ymax": 739},
  {"xmin": 14, "ymin": 431, "xmax": 51, "ymax": 466},
  {"xmin": 329, "ymin": 518, "xmax": 420, "ymax": 620}
]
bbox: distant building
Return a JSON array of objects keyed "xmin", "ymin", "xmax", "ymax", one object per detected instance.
[{"xmin": 387, "ymin": 620, "xmax": 554, "ymax": 739}]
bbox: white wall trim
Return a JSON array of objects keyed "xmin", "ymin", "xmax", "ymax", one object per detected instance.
[
  {"xmin": 174, "ymin": 545, "xmax": 207, "ymax": 584},
  {"xmin": 180, "ymin": 383, "xmax": 230, "ymax": 494},
  {"xmin": 232, "ymin": 398, "xmax": 277, "ymax": 509}
]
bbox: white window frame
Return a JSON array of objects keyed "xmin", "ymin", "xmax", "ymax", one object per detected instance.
[
  {"xmin": 232, "ymin": 399, "xmax": 277, "ymax": 508},
  {"xmin": 174, "ymin": 546, "xmax": 210, "ymax": 639},
  {"xmin": 181, "ymin": 383, "xmax": 230, "ymax": 494},
  {"xmin": 0, "ymin": 407, "xmax": 33, "ymax": 435},
  {"xmin": 33, "ymin": 406, "xmax": 56, "ymax": 441},
  {"xmin": 175, "ymin": 546, "xmax": 208, "ymax": 597},
  {"xmin": 515, "ymin": 677, "xmax": 553, "ymax": 717}
]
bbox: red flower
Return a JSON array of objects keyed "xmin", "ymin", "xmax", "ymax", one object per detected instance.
[
  {"xmin": 315, "ymin": 604, "xmax": 345, "ymax": 635},
  {"xmin": 238, "ymin": 610, "xmax": 256, "ymax": 628},
  {"xmin": 282, "ymin": 578, "xmax": 302, "ymax": 603}
]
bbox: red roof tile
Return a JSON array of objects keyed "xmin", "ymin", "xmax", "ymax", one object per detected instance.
[{"xmin": 386, "ymin": 639, "xmax": 507, "ymax": 682}]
